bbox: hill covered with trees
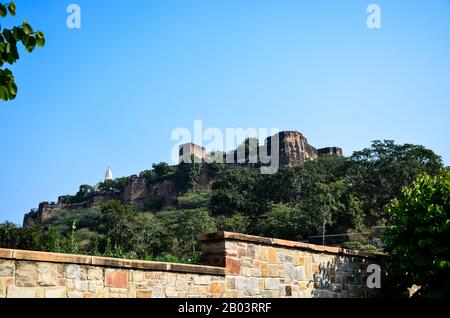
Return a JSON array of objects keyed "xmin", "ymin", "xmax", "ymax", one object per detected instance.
[{"xmin": 0, "ymin": 140, "xmax": 445, "ymax": 265}]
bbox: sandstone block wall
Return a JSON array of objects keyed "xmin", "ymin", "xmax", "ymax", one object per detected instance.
[
  {"xmin": 0, "ymin": 232, "xmax": 385, "ymax": 298},
  {"xmin": 0, "ymin": 249, "xmax": 225, "ymax": 298},
  {"xmin": 199, "ymin": 232, "xmax": 384, "ymax": 298}
]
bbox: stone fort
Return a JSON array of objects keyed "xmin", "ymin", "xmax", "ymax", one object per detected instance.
[{"xmin": 23, "ymin": 130, "xmax": 342, "ymax": 226}]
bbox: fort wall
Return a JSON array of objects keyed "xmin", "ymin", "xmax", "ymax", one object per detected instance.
[{"xmin": 22, "ymin": 130, "xmax": 343, "ymax": 226}]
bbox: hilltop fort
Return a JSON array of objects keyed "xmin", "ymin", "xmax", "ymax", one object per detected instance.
[{"xmin": 23, "ymin": 131, "xmax": 342, "ymax": 226}]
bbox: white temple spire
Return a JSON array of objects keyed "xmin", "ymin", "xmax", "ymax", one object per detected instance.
[{"xmin": 105, "ymin": 167, "xmax": 113, "ymax": 181}]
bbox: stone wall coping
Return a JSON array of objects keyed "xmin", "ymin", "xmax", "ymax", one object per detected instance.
[
  {"xmin": 0, "ymin": 248, "xmax": 225, "ymax": 276},
  {"xmin": 198, "ymin": 231, "xmax": 387, "ymax": 259}
]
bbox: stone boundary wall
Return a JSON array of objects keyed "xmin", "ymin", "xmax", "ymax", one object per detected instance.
[
  {"xmin": 0, "ymin": 249, "xmax": 225, "ymax": 298},
  {"xmin": 0, "ymin": 232, "xmax": 385, "ymax": 298},
  {"xmin": 199, "ymin": 232, "xmax": 385, "ymax": 298}
]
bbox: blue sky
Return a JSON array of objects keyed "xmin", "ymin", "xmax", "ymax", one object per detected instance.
[{"xmin": 1, "ymin": 0, "xmax": 449, "ymax": 224}]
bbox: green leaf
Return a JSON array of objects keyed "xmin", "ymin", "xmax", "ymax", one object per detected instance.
[
  {"xmin": 0, "ymin": 4, "xmax": 7, "ymax": 17},
  {"xmin": 23, "ymin": 21, "xmax": 33, "ymax": 35},
  {"xmin": 2, "ymin": 29, "xmax": 12, "ymax": 42},
  {"xmin": 21, "ymin": 34, "xmax": 28, "ymax": 46},
  {"xmin": 25, "ymin": 36, "xmax": 36, "ymax": 52},
  {"xmin": 7, "ymin": 2, "xmax": 16, "ymax": 16},
  {"xmin": 0, "ymin": 86, "xmax": 10, "ymax": 101},
  {"xmin": 36, "ymin": 32, "xmax": 45, "ymax": 47},
  {"xmin": 8, "ymin": 81, "xmax": 17, "ymax": 96},
  {"xmin": 438, "ymin": 260, "xmax": 448, "ymax": 269},
  {"xmin": 11, "ymin": 43, "xmax": 19, "ymax": 60},
  {"xmin": 12, "ymin": 26, "xmax": 24, "ymax": 41}
]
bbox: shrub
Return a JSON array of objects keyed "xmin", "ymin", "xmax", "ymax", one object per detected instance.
[
  {"xmin": 216, "ymin": 213, "xmax": 251, "ymax": 233},
  {"xmin": 177, "ymin": 190, "xmax": 211, "ymax": 209},
  {"xmin": 383, "ymin": 170, "xmax": 450, "ymax": 298}
]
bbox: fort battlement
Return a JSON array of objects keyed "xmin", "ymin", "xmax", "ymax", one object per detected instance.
[
  {"xmin": 23, "ymin": 130, "xmax": 343, "ymax": 226},
  {"xmin": 179, "ymin": 130, "xmax": 342, "ymax": 166}
]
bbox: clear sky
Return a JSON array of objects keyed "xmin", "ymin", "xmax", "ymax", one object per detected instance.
[{"xmin": 1, "ymin": 0, "xmax": 449, "ymax": 224}]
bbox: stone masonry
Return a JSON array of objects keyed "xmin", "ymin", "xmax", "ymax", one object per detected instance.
[
  {"xmin": 199, "ymin": 232, "xmax": 385, "ymax": 298},
  {"xmin": 0, "ymin": 232, "xmax": 385, "ymax": 298},
  {"xmin": 0, "ymin": 249, "xmax": 225, "ymax": 298}
]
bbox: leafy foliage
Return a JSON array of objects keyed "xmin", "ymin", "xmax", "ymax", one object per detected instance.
[
  {"xmin": 177, "ymin": 190, "xmax": 211, "ymax": 209},
  {"xmin": 144, "ymin": 196, "xmax": 167, "ymax": 211},
  {"xmin": 97, "ymin": 177, "xmax": 128, "ymax": 194},
  {"xmin": 44, "ymin": 206, "xmax": 101, "ymax": 233},
  {"xmin": 64, "ymin": 185, "xmax": 94, "ymax": 204},
  {"xmin": 152, "ymin": 162, "xmax": 175, "ymax": 178},
  {"xmin": 205, "ymin": 161, "xmax": 225, "ymax": 177},
  {"xmin": 257, "ymin": 203, "xmax": 311, "ymax": 241},
  {"xmin": 0, "ymin": 2, "xmax": 45, "ymax": 101},
  {"xmin": 216, "ymin": 213, "xmax": 252, "ymax": 233},
  {"xmin": 0, "ymin": 221, "xmax": 81, "ymax": 254},
  {"xmin": 140, "ymin": 169, "xmax": 156, "ymax": 180},
  {"xmin": 383, "ymin": 170, "xmax": 450, "ymax": 298},
  {"xmin": 210, "ymin": 167, "xmax": 263, "ymax": 217},
  {"xmin": 156, "ymin": 208, "xmax": 217, "ymax": 255},
  {"xmin": 342, "ymin": 240, "xmax": 380, "ymax": 253},
  {"xmin": 347, "ymin": 140, "xmax": 443, "ymax": 226},
  {"xmin": 174, "ymin": 161, "xmax": 202, "ymax": 191}
]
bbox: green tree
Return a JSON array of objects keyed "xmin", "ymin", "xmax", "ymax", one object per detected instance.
[
  {"xmin": 0, "ymin": 222, "xmax": 73, "ymax": 253},
  {"xmin": 262, "ymin": 156, "xmax": 346, "ymax": 205},
  {"xmin": 1, "ymin": 2, "xmax": 45, "ymax": 101},
  {"xmin": 96, "ymin": 200, "xmax": 135, "ymax": 249},
  {"xmin": 216, "ymin": 213, "xmax": 251, "ymax": 233},
  {"xmin": 174, "ymin": 160, "xmax": 203, "ymax": 191},
  {"xmin": 130, "ymin": 213, "xmax": 172, "ymax": 257},
  {"xmin": 97, "ymin": 177, "xmax": 128, "ymax": 194},
  {"xmin": 205, "ymin": 161, "xmax": 224, "ymax": 177},
  {"xmin": 96, "ymin": 201, "xmax": 172, "ymax": 258},
  {"xmin": 348, "ymin": 140, "xmax": 443, "ymax": 226},
  {"xmin": 210, "ymin": 167, "xmax": 263, "ymax": 217},
  {"xmin": 175, "ymin": 209, "xmax": 216, "ymax": 254},
  {"xmin": 140, "ymin": 169, "xmax": 157, "ymax": 181},
  {"xmin": 258, "ymin": 158, "xmax": 349, "ymax": 242},
  {"xmin": 67, "ymin": 184, "xmax": 94, "ymax": 203},
  {"xmin": 152, "ymin": 162, "xmax": 175, "ymax": 178},
  {"xmin": 383, "ymin": 170, "xmax": 450, "ymax": 298},
  {"xmin": 257, "ymin": 203, "xmax": 304, "ymax": 240},
  {"xmin": 157, "ymin": 209, "xmax": 217, "ymax": 256},
  {"xmin": 177, "ymin": 190, "xmax": 211, "ymax": 209},
  {"xmin": 0, "ymin": 221, "xmax": 19, "ymax": 248},
  {"xmin": 308, "ymin": 181, "xmax": 346, "ymax": 243},
  {"xmin": 41, "ymin": 226, "xmax": 63, "ymax": 253}
]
